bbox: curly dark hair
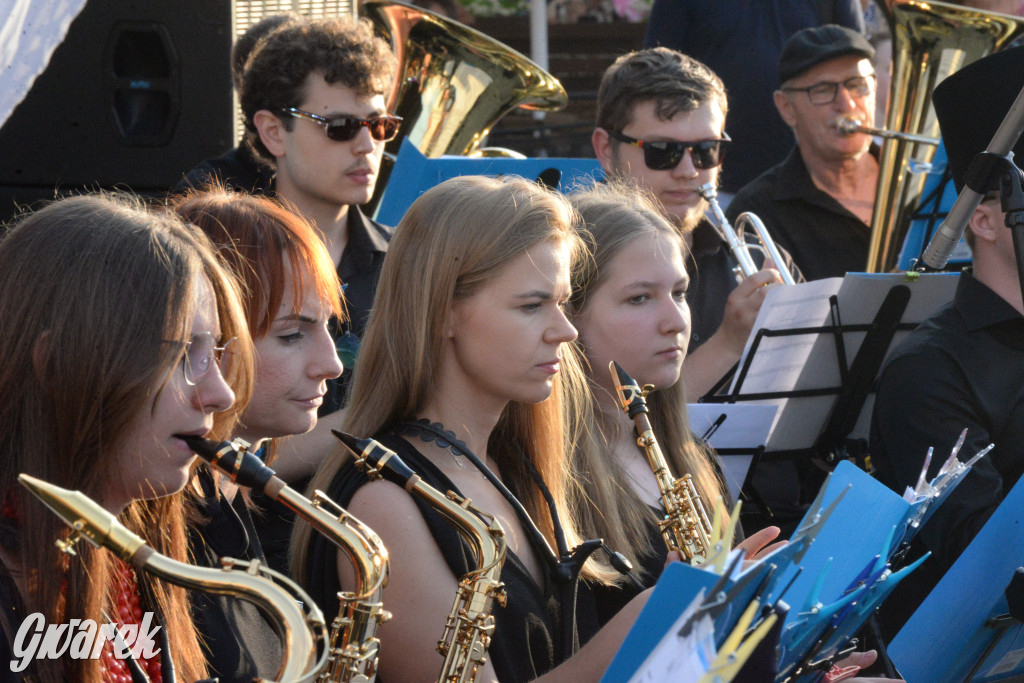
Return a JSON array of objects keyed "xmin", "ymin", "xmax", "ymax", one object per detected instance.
[
  {"xmin": 596, "ymin": 47, "xmax": 728, "ymax": 135},
  {"xmin": 240, "ymin": 15, "xmax": 397, "ymax": 163}
]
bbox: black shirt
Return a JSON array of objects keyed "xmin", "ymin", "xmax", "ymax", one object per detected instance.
[
  {"xmin": 190, "ymin": 470, "xmax": 282, "ymax": 681},
  {"xmin": 173, "ymin": 145, "xmax": 275, "ymax": 195},
  {"xmin": 870, "ymin": 271, "xmax": 1024, "ymax": 635},
  {"xmin": 324, "ymin": 207, "xmax": 392, "ymax": 414},
  {"xmin": 302, "ymin": 431, "xmax": 581, "ymax": 683},
  {"xmin": 727, "ymin": 146, "xmax": 876, "ymax": 281}
]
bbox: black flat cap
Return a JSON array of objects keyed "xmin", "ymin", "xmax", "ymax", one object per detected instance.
[
  {"xmin": 933, "ymin": 45, "xmax": 1024, "ymax": 193},
  {"xmin": 778, "ymin": 24, "xmax": 875, "ymax": 84}
]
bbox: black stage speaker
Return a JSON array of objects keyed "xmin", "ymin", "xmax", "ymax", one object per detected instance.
[{"xmin": 0, "ymin": 0, "xmax": 234, "ymax": 222}]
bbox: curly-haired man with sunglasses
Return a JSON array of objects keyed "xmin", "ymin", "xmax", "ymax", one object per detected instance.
[
  {"xmin": 592, "ymin": 47, "xmax": 798, "ymax": 402},
  {"xmin": 235, "ymin": 16, "xmax": 397, "ymax": 418},
  {"xmin": 727, "ymin": 25, "xmax": 879, "ymax": 281}
]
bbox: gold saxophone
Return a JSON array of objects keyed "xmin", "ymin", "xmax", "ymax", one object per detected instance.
[
  {"xmin": 333, "ymin": 431, "xmax": 507, "ymax": 683},
  {"xmin": 17, "ymin": 473, "xmax": 329, "ymax": 683},
  {"xmin": 182, "ymin": 436, "xmax": 391, "ymax": 683},
  {"xmin": 609, "ymin": 361, "xmax": 713, "ymax": 564}
]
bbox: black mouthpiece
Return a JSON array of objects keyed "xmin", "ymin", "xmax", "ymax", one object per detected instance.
[
  {"xmin": 609, "ymin": 361, "xmax": 649, "ymax": 418},
  {"xmin": 332, "ymin": 430, "xmax": 418, "ymax": 487},
  {"xmin": 182, "ymin": 435, "xmax": 276, "ymax": 492}
]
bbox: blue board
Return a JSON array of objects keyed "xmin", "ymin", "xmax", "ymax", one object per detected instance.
[
  {"xmin": 374, "ymin": 138, "xmax": 604, "ymax": 226},
  {"xmin": 891, "ymin": 473, "xmax": 1024, "ymax": 682}
]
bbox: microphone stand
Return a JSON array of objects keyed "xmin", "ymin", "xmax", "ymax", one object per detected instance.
[{"xmin": 922, "ymin": 80, "xmax": 1024, "ymax": 307}]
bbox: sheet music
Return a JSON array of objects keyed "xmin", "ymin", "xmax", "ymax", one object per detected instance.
[
  {"xmin": 688, "ymin": 403, "xmax": 777, "ymax": 500},
  {"xmin": 726, "ymin": 273, "xmax": 959, "ymax": 451}
]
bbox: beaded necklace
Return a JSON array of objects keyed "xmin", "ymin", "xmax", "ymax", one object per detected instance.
[{"xmin": 100, "ymin": 560, "xmax": 163, "ymax": 683}]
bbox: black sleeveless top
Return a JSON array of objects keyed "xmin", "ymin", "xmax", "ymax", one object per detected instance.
[{"xmin": 303, "ymin": 431, "xmax": 582, "ymax": 683}]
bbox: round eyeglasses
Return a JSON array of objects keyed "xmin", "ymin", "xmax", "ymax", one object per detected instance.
[
  {"xmin": 781, "ymin": 74, "xmax": 876, "ymax": 106},
  {"xmin": 170, "ymin": 333, "xmax": 236, "ymax": 386}
]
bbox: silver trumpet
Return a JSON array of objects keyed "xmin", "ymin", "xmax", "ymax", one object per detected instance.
[
  {"xmin": 698, "ymin": 183, "xmax": 797, "ymax": 285},
  {"xmin": 836, "ymin": 117, "xmax": 940, "ymax": 146}
]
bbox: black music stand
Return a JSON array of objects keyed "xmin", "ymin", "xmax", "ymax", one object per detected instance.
[{"xmin": 700, "ymin": 273, "xmax": 959, "ymax": 519}]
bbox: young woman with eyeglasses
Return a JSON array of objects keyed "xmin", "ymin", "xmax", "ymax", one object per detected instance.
[
  {"xmin": 290, "ymin": 175, "xmax": 658, "ymax": 682},
  {"xmin": 0, "ymin": 192, "xmax": 253, "ymax": 682},
  {"xmin": 169, "ymin": 186, "xmax": 344, "ymax": 682}
]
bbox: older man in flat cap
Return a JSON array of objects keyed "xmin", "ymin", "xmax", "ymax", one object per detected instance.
[
  {"xmin": 870, "ymin": 45, "xmax": 1024, "ymax": 639},
  {"xmin": 727, "ymin": 24, "xmax": 879, "ymax": 281}
]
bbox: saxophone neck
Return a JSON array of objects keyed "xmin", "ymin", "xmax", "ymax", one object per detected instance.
[{"xmin": 19, "ymin": 474, "xmax": 329, "ymax": 682}]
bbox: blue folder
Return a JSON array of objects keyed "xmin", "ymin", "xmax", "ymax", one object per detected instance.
[
  {"xmin": 374, "ymin": 138, "xmax": 604, "ymax": 225},
  {"xmin": 890, "ymin": 472, "xmax": 1024, "ymax": 682}
]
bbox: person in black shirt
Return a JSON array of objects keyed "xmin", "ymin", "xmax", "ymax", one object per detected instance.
[
  {"xmin": 0, "ymin": 193, "xmax": 252, "ymax": 682},
  {"xmin": 293, "ymin": 176, "xmax": 651, "ymax": 682},
  {"xmin": 870, "ymin": 46, "xmax": 1024, "ymax": 639},
  {"xmin": 728, "ymin": 25, "xmax": 879, "ymax": 280}
]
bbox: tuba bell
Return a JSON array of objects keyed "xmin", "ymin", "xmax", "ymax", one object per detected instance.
[
  {"xmin": 864, "ymin": 0, "xmax": 1024, "ymax": 273},
  {"xmin": 362, "ymin": 0, "xmax": 566, "ymax": 158},
  {"xmin": 361, "ymin": 0, "xmax": 567, "ymax": 211}
]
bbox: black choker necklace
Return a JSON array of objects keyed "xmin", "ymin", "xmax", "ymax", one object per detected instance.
[{"xmin": 396, "ymin": 418, "xmax": 472, "ymax": 468}]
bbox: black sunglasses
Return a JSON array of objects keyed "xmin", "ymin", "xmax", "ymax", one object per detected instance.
[
  {"xmin": 283, "ymin": 107, "xmax": 403, "ymax": 142},
  {"xmin": 607, "ymin": 129, "xmax": 731, "ymax": 171}
]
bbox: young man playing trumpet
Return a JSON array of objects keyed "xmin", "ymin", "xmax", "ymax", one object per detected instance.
[
  {"xmin": 591, "ymin": 47, "xmax": 810, "ymax": 538},
  {"xmin": 591, "ymin": 47, "xmax": 799, "ymax": 401}
]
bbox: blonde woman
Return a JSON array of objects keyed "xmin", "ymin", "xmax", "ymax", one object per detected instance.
[{"xmin": 292, "ymin": 175, "xmax": 648, "ymax": 682}]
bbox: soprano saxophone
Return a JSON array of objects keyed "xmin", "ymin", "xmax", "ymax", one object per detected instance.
[
  {"xmin": 609, "ymin": 361, "xmax": 713, "ymax": 564},
  {"xmin": 17, "ymin": 473, "xmax": 329, "ymax": 683},
  {"xmin": 182, "ymin": 436, "xmax": 391, "ymax": 683},
  {"xmin": 333, "ymin": 431, "xmax": 507, "ymax": 683}
]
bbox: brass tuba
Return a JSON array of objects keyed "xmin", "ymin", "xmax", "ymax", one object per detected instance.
[
  {"xmin": 362, "ymin": 0, "xmax": 567, "ymax": 159},
  {"xmin": 864, "ymin": 0, "xmax": 1024, "ymax": 273},
  {"xmin": 18, "ymin": 474, "xmax": 329, "ymax": 683}
]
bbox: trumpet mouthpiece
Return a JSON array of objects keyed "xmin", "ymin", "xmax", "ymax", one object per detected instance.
[{"xmin": 836, "ymin": 118, "xmax": 862, "ymax": 135}]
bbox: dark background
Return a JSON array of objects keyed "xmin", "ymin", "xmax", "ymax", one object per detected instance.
[{"xmin": 0, "ymin": 0, "xmax": 234, "ymax": 224}]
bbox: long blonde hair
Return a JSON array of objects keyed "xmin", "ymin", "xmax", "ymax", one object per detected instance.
[
  {"xmin": 293, "ymin": 175, "xmax": 614, "ymax": 583},
  {"xmin": 567, "ymin": 180, "xmax": 728, "ymax": 577},
  {"xmin": 0, "ymin": 192, "xmax": 253, "ymax": 682}
]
